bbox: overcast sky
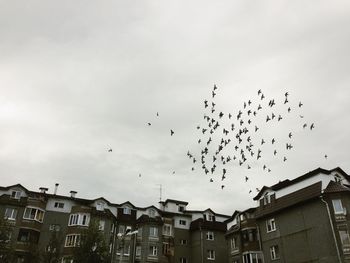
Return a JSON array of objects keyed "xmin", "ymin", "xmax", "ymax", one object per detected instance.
[{"xmin": 1, "ymin": 1, "xmax": 350, "ymax": 215}]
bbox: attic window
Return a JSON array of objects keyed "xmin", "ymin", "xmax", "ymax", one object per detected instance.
[
  {"xmin": 123, "ymin": 207, "xmax": 131, "ymax": 215},
  {"xmin": 207, "ymin": 214, "xmax": 214, "ymax": 221},
  {"xmin": 96, "ymin": 202, "xmax": 105, "ymax": 211},
  {"xmin": 263, "ymin": 194, "xmax": 272, "ymax": 205},
  {"xmin": 149, "ymin": 209, "xmax": 156, "ymax": 217},
  {"xmin": 334, "ymin": 174, "xmax": 343, "ymax": 184},
  {"xmin": 178, "ymin": 205, "xmax": 185, "ymax": 212},
  {"xmin": 10, "ymin": 190, "xmax": 21, "ymax": 199}
]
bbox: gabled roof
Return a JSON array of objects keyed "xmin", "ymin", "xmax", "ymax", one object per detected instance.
[
  {"xmin": 0, "ymin": 184, "xmax": 30, "ymax": 193},
  {"xmin": 254, "ymin": 167, "xmax": 349, "ymax": 200},
  {"xmin": 119, "ymin": 201, "xmax": 136, "ymax": 209},
  {"xmin": 184, "ymin": 208, "xmax": 230, "ymax": 218},
  {"xmin": 324, "ymin": 181, "xmax": 350, "ymax": 194}
]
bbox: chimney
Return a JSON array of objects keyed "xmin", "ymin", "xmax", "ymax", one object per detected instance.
[
  {"xmin": 54, "ymin": 183, "xmax": 59, "ymax": 195},
  {"xmin": 39, "ymin": 187, "xmax": 48, "ymax": 194},
  {"xmin": 70, "ymin": 191, "xmax": 77, "ymax": 198}
]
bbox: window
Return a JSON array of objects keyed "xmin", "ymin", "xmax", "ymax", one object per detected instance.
[
  {"xmin": 178, "ymin": 205, "xmax": 185, "ymax": 212},
  {"xmin": 263, "ymin": 194, "xmax": 271, "ymax": 205},
  {"xmin": 54, "ymin": 202, "xmax": 64, "ymax": 209},
  {"xmin": 4, "ymin": 208, "xmax": 17, "ymax": 220},
  {"xmin": 206, "ymin": 231, "xmax": 214, "ymax": 240},
  {"xmin": 68, "ymin": 213, "xmax": 90, "ymax": 226},
  {"xmin": 332, "ymin": 199, "xmax": 345, "ymax": 214},
  {"xmin": 10, "ymin": 190, "xmax": 21, "ymax": 199},
  {"xmin": 180, "ymin": 239, "xmax": 187, "ymax": 245},
  {"xmin": 231, "ymin": 236, "xmax": 237, "ymax": 250},
  {"xmin": 17, "ymin": 229, "xmax": 39, "ymax": 244},
  {"xmin": 240, "ymin": 214, "xmax": 245, "ymax": 221},
  {"xmin": 136, "ymin": 246, "xmax": 141, "ymax": 256},
  {"xmin": 270, "ymin": 245, "xmax": 280, "ymax": 260},
  {"xmin": 207, "ymin": 249, "xmax": 215, "ymax": 260},
  {"xmin": 96, "ymin": 202, "xmax": 105, "ymax": 211},
  {"xmin": 163, "ymin": 242, "xmax": 171, "ymax": 255},
  {"xmin": 149, "ymin": 245, "xmax": 158, "ymax": 256},
  {"xmin": 99, "ymin": 220, "xmax": 105, "ymax": 231},
  {"xmin": 207, "ymin": 214, "xmax": 214, "ymax": 221},
  {"xmin": 49, "ymin": 224, "xmax": 61, "ymax": 232},
  {"xmin": 123, "ymin": 207, "xmax": 131, "ymax": 215},
  {"xmin": 179, "ymin": 220, "xmax": 187, "ymax": 226},
  {"xmin": 149, "ymin": 209, "xmax": 156, "ymax": 217},
  {"xmin": 118, "ymin": 225, "xmax": 125, "ymax": 234},
  {"xmin": 23, "ymin": 207, "xmax": 45, "ymax": 223},
  {"xmin": 339, "ymin": 230, "xmax": 350, "ymax": 246},
  {"xmin": 180, "ymin": 257, "xmax": 188, "ymax": 263},
  {"xmin": 65, "ymin": 234, "xmax": 81, "ymax": 247},
  {"xmin": 124, "ymin": 245, "xmax": 130, "ymax": 256},
  {"xmin": 266, "ymin": 218, "xmax": 276, "ymax": 232},
  {"xmin": 243, "ymin": 253, "xmax": 263, "ymax": 263},
  {"xmin": 149, "ymin": 226, "xmax": 158, "ymax": 237},
  {"xmin": 137, "ymin": 227, "xmax": 142, "ymax": 237},
  {"xmin": 163, "ymin": 224, "xmax": 172, "ymax": 236}
]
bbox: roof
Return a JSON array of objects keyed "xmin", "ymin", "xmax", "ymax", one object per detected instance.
[
  {"xmin": 254, "ymin": 167, "xmax": 349, "ymax": 200},
  {"xmin": 324, "ymin": 181, "xmax": 350, "ymax": 194},
  {"xmin": 184, "ymin": 208, "xmax": 230, "ymax": 218},
  {"xmin": 159, "ymin": 199, "xmax": 188, "ymax": 205},
  {"xmin": 255, "ymin": 181, "xmax": 322, "ymax": 218},
  {"xmin": 190, "ymin": 218, "xmax": 227, "ymax": 232}
]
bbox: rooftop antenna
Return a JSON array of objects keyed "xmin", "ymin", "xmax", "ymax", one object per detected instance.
[{"xmin": 156, "ymin": 184, "xmax": 162, "ymax": 202}]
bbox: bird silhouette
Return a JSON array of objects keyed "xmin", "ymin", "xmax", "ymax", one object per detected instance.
[
  {"xmin": 325, "ymin": 154, "xmax": 328, "ymax": 159},
  {"xmin": 272, "ymin": 138, "xmax": 275, "ymax": 144},
  {"xmin": 303, "ymin": 123, "xmax": 307, "ymax": 129},
  {"xmin": 299, "ymin": 102, "xmax": 303, "ymax": 107},
  {"xmin": 170, "ymin": 130, "xmax": 174, "ymax": 136},
  {"xmin": 148, "ymin": 122, "xmax": 151, "ymax": 126},
  {"xmin": 108, "ymin": 149, "xmax": 112, "ymax": 152},
  {"xmin": 288, "ymin": 132, "xmax": 292, "ymax": 139},
  {"xmin": 310, "ymin": 123, "xmax": 315, "ymax": 130},
  {"xmin": 221, "ymin": 185, "xmax": 225, "ymax": 189},
  {"xmin": 245, "ymin": 176, "xmax": 249, "ymax": 182},
  {"xmin": 283, "ymin": 156, "xmax": 287, "ymax": 162},
  {"xmin": 210, "ymin": 178, "xmax": 214, "ymax": 182}
]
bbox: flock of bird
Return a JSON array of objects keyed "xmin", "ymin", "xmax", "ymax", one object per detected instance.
[
  {"xmin": 186, "ymin": 85, "xmax": 317, "ymax": 193},
  {"xmin": 109, "ymin": 84, "xmax": 320, "ymax": 194}
]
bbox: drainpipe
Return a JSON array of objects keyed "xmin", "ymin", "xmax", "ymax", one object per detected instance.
[
  {"xmin": 255, "ymin": 223, "xmax": 265, "ymax": 263},
  {"xmin": 320, "ymin": 196, "xmax": 342, "ymax": 262}
]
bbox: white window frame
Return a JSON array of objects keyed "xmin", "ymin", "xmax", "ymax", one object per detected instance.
[
  {"xmin": 207, "ymin": 214, "xmax": 214, "ymax": 221},
  {"xmin": 163, "ymin": 224, "xmax": 172, "ymax": 236},
  {"xmin": 207, "ymin": 249, "xmax": 215, "ymax": 260},
  {"xmin": 332, "ymin": 199, "xmax": 346, "ymax": 214},
  {"xmin": 149, "ymin": 245, "xmax": 158, "ymax": 256},
  {"xmin": 149, "ymin": 226, "xmax": 158, "ymax": 237},
  {"xmin": 206, "ymin": 231, "xmax": 214, "ymax": 240},
  {"xmin": 10, "ymin": 190, "xmax": 21, "ymax": 199},
  {"xmin": 123, "ymin": 207, "xmax": 131, "ymax": 215},
  {"xmin": 180, "ymin": 257, "xmax": 188, "ymax": 263},
  {"xmin": 266, "ymin": 218, "xmax": 276, "ymax": 232},
  {"xmin": 178, "ymin": 205, "xmax": 185, "ymax": 212},
  {"xmin": 231, "ymin": 236, "xmax": 237, "ymax": 250},
  {"xmin": 180, "ymin": 239, "xmax": 187, "ymax": 245},
  {"xmin": 270, "ymin": 245, "xmax": 279, "ymax": 260},
  {"xmin": 68, "ymin": 213, "xmax": 90, "ymax": 226},
  {"xmin": 96, "ymin": 202, "xmax": 105, "ymax": 211},
  {"xmin": 4, "ymin": 208, "xmax": 17, "ymax": 220},
  {"xmin": 23, "ymin": 207, "xmax": 45, "ymax": 223},
  {"xmin": 65, "ymin": 234, "xmax": 81, "ymax": 247}
]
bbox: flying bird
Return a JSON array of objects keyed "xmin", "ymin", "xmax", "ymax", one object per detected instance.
[
  {"xmin": 108, "ymin": 149, "xmax": 112, "ymax": 152},
  {"xmin": 245, "ymin": 176, "xmax": 249, "ymax": 182},
  {"xmin": 310, "ymin": 123, "xmax": 315, "ymax": 130},
  {"xmin": 147, "ymin": 122, "xmax": 151, "ymax": 126},
  {"xmin": 299, "ymin": 101, "xmax": 303, "ymax": 107},
  {"xmin": 170, "ymin": 130, "xmax": 174, "ymax": 136}
]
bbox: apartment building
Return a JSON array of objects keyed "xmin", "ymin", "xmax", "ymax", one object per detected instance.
[
  {"xmin": 0, "ymin": 185, "xmax": 230, "ymax": 263},
  {"xmin": 253, "ymin": 167, "xmax": 350, "ymax": 263}
]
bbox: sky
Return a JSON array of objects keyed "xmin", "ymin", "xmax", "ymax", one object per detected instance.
[{"xmin": 1, "ymin": 1, "xmax": 350, "ymax": 215}]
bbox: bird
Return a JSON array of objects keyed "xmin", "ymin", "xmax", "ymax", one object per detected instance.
[
  {"xmin": 325, "ymin": 154, "xmax": 328, "ymax": 159},
  {"xmin": 287, "ymin": 107, "xmax": 291, "ymax": 113},
  {"xmin": 283, "ymin": 156, "xmax": 287, "ymax": 162},
  {"xmin": 204, "ymin": 100, "xmax": 208, "ymax": 108},
  {"xmin": 274, "ymin": 150, "xmax": 277, "ymax": 156},
  {"xmin": 285, "ymin": 92, "xmax": 289, "ymax": 97},
  {"xmin": 156, "ymin": 112, "xmax": 159, "ymax": 116},
  {"xmin": 261, "ymin": 139, "xmax": 265, "ymax": 145},
  {"xmin": 303, "ymin": 123, "xmax": 307, "ymax": 129},
  {"xmin": 249, "ymin": 190, "xmax": 252, "ymax": 194},
  {"xmin": 221, "ymin": 185, "xmax": 225, "ymax": 189},
  {"xmin": 284, "ymin": 98, "xmax": 288, "ymax": 104},
  {"xmin": 147, "ymin": 122, "xmax": 151, "ymax": 126},
  {"xmin": 172, "ymin": 171, "xmax": 176, "ymax": 174},
  {"xmin": 247, "ymin": 165, "xmax": 251, "ymax": 169},
  {"xmin": 258, "ymin": 89, "xmax": 262, "ymax": 95},
  {"xmin": 299, "ymin": 101, "xmax": 303, "ymax": 107},
  {"xmin": 256, "ymin": 188, "xmax": 260, "ymax": 192},
  {"xmin": 213, "ymin": 84, "xmax": 218, "ymax": 90},
  {"xmin": 258, "ymin": 104, "xmax": 262, "ymax": 110},
  {"xmin": 139, "ymin": 173, "xmax": 141, "ymax": 177},
  {"xmin": 255, "ymin": 126, "xmax": 259, "ymax": 132},
  {"xmin": 108, "ymin": 149, "xmax": 112, "ymax": 152},
  {"xmin": 278, "ymin": 115, "xmax": 282, "ymax": 121},
  {"xmin": 299, "ymin": 115, "xmax": 304, "ymax": 118},
  {"xmin": 219, "ymin": 112, "xmax": 224, "ymax": 118},
  {"xmin": 288, "ymin": 132, "xmax": 292, "ymax": 139},
  {"xmin": 191, "ymin": 167, "xmax": 195, "ymax": 171},
  {"xmin": 170, "ymin": 130, "xmax": 174, "ymax": 136},
  {"xmin": 310, "ymin": 123, "xmax": 315, "ymax": 130},
  {"xmin": 210, "ymin": 178, "xmax": 214, "ymax": 182},
  {"xmin": 245, "ymin": 176, "xmax": 249, "ymax": 182},
  {"xmin": 228, "ymin": 113, "xmax": 232, "ymax": 119},
  {"xmin": 212, "ymin": 91, "xmax": 216, "ymax": 98},
  {"xmin": 272, "ymin": 138, "xmax": 275, "ymax": 144}
]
